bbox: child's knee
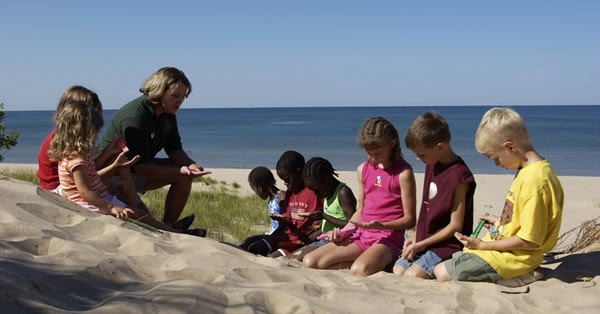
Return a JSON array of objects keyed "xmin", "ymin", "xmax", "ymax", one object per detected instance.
[
  {"xmin": 302, "ymin": 253, "xmax": 318, "ymax": 269},
  {"xmin": 247, "ymin": 241, "xmax": 269, "ymax": 256},
  {"xmin": 392, "ymin": 264, "xmax": 406, "ymax": 276},
  {"xmin": 350, "ymin": 262, "xmax": 370, "ymax": 277},
  {"xmin": 433, "ymin": 263, "xmax": 451, "ymax": 282},
  {"xmin": 404, "ymin": 266, "xmax": 431, "ymax": 279}
]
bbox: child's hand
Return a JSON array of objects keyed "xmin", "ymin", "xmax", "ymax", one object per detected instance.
[
  {"xmin": 455, "ymin": 232, "xmax": 484, "ymax": 249},
  {"xmin": 401, "ymin": 236, "xmax": 416, "ymax": 259},
  {"xmin": 111, "ymin": 206, "xmax": 135, "ymax": 220},
  {"xmin": 112, "ymin": 151, "xmax": 140, "ymax": 169},
  {"xmin": 351, "ymin": 219, "xmax": 384, "ymax": 229},
  {"xmin": 329, "ymin": 228, "xmax": 347, "ymax": 243},
  {"xmin": 401, "ymin": 241, "xmax": 423, "ymax": 261},
  {"xmin": 297, "ymin": 211, "xmax": 323, "ymax": 220},
  {"xmin": 269, "ymin": 213, "xmax": 291, "ymax": 225},
  {"xmin": 480, "ymin": 214, "xmax": 499, "ymax": 229}
]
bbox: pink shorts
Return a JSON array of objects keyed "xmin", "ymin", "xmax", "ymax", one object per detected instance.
[
  {"xmin": 81, "ymin": 194, "xmax": 126, "ymax": 212},
  {"xmin": 350, "ymin": 228, "xmax": 405, "ymax": 260}
]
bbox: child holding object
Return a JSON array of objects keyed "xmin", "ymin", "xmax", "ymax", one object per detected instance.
[
  {"xmin": 249, "ymin": 166, "xmax": 286, "ymax": 235},
  {"xmin": 393, "ymin": 112, "xmax": 475, "ymax": 279},
  {"xmin": 240, "ymin": 151, "xmax": 323, "ymax": 257},
  {"xmin": 434, "ymin": 107, "xmax": 564, "ymax": 286},
  {"xmin": 303, "ymin": 117, "xmax": 416, "ymax": 276},
  {"xmin": 290, "ymin": 156, "xmax": 357, "ymax": 261},
  {"xmin": 48, "ymin": 101, "xmax": 204, "ymax": 237}
]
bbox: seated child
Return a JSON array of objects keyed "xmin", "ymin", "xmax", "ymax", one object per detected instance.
[
  {"xmin": 303, "ymin": 117, "xmax": 416, "ymax": 276},
  {"xmin": 434, "ymin": 107, "xmax": 564, "ymax": 286},
  {"xmin": 393, "ymin": 112, "xmax": 475, "ymax": 279},
  {"xmin": 240, "ymin": 151, "xmax": 323, "ymax": 257},
  {"xmin": 290, "ymin": 156, "xmax": 357, "ymax": 261},
  {"xmin": 48, "ymin": 100, "xmax": 204, "ymax": 237},
  {"xmin": 37, "ymin": 85, "xmax": 138, "ymax": 195},
  {"xmin": 250, "ymin": 166, "xmax": 286, "ymax": 235}
]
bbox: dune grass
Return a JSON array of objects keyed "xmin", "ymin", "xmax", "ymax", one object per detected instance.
[
  {"xmin": 0, "ymin": 167, "xmax": 269, "ymax": 244},
  {"xmin": 141, "ymin": 188, "xmax": 268, "ymax": 243},
  {"xmin": 0, "ymin": 166, "xmax": 38, "ymax": 184}
]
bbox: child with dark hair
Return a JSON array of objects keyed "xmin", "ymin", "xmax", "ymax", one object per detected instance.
[
  {"xmin": 290, "ymin": 156, "xmax": 357, "ymax": 261},
  {"xmin": 240, "ymin": 151, "xmax": 323, "ymax": 257},
  {"xmin": 248, "ymin": 166, "xmax": 286, "ymax": 234}
]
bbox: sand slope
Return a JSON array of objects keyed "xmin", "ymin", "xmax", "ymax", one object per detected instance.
[{"xmin": 1, "ymin": 175, "xmax": 599, "ymax": 313}]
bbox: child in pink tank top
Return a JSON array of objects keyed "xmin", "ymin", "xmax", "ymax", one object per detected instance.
[{"xmin": 303, "ymin": 117, "xmax": 416, "ymax": 276}]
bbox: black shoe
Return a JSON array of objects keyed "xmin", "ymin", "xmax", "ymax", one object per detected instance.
[
  {"xmin": 183, "ymin": 228, "xmax": 207, "ymax": 238},
  {"xmin": 173, "ymin": 214, "xmax": 195, "ymax": 230}
]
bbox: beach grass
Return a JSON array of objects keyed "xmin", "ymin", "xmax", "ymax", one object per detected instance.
[
  {"xmin": 141, "ymin": 188, "xmax": 268, "ymax": 243},
  {"xmin": 0, "ymin": 166, "xmax": 38, "ymax": 184},
  {"xmin": 0, "ymin": 167, "xmax": 268, "ymax": 244}
]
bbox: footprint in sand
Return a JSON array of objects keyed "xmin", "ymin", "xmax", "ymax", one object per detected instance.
[
  {"xmin": 16, "ymin": 202, "xmax": 89, "ymax": 226},
  {"xmin": 244, "ymin": 290, "xmax": 312, "ymax": 313}
]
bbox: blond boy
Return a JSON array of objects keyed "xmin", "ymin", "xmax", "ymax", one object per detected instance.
[{"xmin": 434, "ymin": 107, "xmax": 564, "ymax": 286}]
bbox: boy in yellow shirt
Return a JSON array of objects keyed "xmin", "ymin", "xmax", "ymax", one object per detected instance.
[{"xmin": 434, "ymin": 107, "xmax": 564, "ymax": 286}]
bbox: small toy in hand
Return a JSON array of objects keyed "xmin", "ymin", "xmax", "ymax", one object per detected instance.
[
  {"xmin": 316, "ymin": 226, "xmax": 357, "ymax": 240},
  {"xmin": 470, "ymin": 213, "xmax": 489, "ymax": 238},
  {"xmin": 114, "ymin": 133, "xmax": 128, "ymax": 152}
]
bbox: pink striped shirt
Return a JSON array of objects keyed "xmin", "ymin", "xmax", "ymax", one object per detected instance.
[{"xmin": 58, "ymin": 152, "xmax": 107, "ymax": 207}]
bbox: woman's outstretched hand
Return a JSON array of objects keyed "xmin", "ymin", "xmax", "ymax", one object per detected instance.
[{"xmin": 180, "ymin": 165, "xmax": 211, "ymax": 178}]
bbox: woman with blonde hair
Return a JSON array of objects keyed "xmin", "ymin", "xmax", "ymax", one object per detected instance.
[{"xmin": 99, "ymin": 67, "xmax": 209, "ymax": 229}]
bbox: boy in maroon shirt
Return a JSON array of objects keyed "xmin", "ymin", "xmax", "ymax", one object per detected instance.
[{"xmin": 393, "ymin": 112, "xmax": 475, "ymax": 279}]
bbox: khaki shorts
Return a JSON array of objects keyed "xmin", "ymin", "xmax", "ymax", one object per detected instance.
[{"xmin": 444, "ymin": 251, "xmax": 501, "ymax": 282}]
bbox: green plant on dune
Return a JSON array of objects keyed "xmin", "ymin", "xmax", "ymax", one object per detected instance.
[
  {"xmin": 0, "ymin": 103, "xmax": 19, "ymax": 162},
  {"xmin": 140, "ymin": 188, "xmax": 268, "ymax": 243},
  {"xmin": 0, "ymin": 167, "xmax": 38, "ymax": 184}
]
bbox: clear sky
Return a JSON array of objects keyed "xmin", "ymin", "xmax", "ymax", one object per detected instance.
[{"xmin": 1, "ymin": 0, "xmax": 599, "ymax": 110}]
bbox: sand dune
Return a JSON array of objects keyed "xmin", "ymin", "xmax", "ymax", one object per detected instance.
[{"xmin": 1, "ymin": 172, "xmax": 599, "ymax": 312}]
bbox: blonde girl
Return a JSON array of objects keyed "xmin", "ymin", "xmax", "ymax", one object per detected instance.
[
  {"xmin": 302, "ymin": 117, "xmax": 416, "ymax": 276},
  {"xmin": 37, "ymin": 85, "xmax": 134, "ymax": 194},
  {"xmin": 49, "ymin": 100, "xmax": 203, "ymax": 236}
]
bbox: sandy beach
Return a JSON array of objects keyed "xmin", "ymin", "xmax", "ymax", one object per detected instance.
[{"xmin": 1, "ymin": 165, "xmax": 599, "ymax": 312}]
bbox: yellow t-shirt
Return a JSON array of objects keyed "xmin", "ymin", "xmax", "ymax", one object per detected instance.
[{"xmin": 465, "ymin": 160, "xmax": 563, "ymax": 279}]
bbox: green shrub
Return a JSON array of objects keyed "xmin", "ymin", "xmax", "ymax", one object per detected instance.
[{"xmin": 0, "ymin": 103, "xmax": 19, "ymax": 162}]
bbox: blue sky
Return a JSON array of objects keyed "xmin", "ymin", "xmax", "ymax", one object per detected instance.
[{"xmin": 1, "ymin": 0, "xmax": 598, "ymax": 110}]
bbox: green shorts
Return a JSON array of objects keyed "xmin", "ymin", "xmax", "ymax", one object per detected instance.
[{"xmin": 444, "ymin": 251, "xmax": 501, "ymax": 282}]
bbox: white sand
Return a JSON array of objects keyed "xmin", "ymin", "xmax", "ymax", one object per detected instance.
[{"xmin": 1, "ymin": 165, "xmax": 599, "ymax": 312}]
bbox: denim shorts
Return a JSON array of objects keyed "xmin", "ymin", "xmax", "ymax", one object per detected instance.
[
  {"xmin": 394, "ymin": 250, "xmax": 442, "ymax": 277},
  {"xmin": 309, "ymin": 239, "xmax": 329, "ymax": 248}
]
